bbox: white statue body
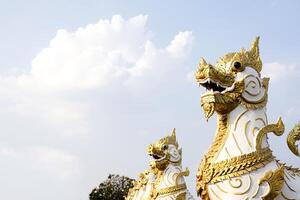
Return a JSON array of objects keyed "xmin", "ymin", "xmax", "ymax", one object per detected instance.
[
  {"xmin": 195, "ymin": 37, "xmax": 300, "ymax": 200},
  {"xmin": 126, "ymin": 129, "xmax": 194, "ymax": 200}
]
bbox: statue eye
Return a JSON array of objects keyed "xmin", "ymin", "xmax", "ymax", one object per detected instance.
[
  {"xmin": 232, "ymin": 61, "xmax": 245, "ymax": 72},
  {"xmin": 233, "ymin": 61, "xmax": 241, "ymax": 69},
  {"xmin": 163, "ymin": 145, "xmax": 168, "ymax": 150}
]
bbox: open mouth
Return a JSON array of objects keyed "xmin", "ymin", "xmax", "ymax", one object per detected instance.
[
  {"xmin": 199, "ymin": 79, "xmax": 227, "ymax": 93},
  {"xmin": 149, "ymin": 153, "xmax": 165, "ymax": 161}
]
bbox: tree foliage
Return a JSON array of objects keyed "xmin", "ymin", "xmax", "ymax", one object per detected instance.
[{"xmin": 90, "ymin": 174, "xmax": 134, "ymax": 200}]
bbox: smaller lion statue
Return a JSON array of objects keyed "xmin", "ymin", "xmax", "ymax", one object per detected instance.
[{"xmin": 126, "ymin": 129, "xmax": 194, "ymax": 200}]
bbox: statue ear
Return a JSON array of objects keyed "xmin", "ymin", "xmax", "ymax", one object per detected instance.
[
  {"xmin": 245, "ymin": 36, "xmax": 262, "ymax": 72},
  {"xmin": 199, "ymin": 57, "xmax": 207, "ymax": 67},
  {"xmin": 171, "ymin": 128, "xmax": 176, "ymax": 139},
  {"xmin": 249, "ymin": 36, "xmax": 260, "ymax": 58}
]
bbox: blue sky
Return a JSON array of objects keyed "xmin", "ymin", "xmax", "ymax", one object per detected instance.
[{"xmin": 0, "ymin": 0, "xmax": 299, "ymax": 199}]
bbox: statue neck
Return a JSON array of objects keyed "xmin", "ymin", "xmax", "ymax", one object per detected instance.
[
  {"xmin": 207, "ymin": 105, "xmax": 268, "ymax": 163},
  {"xmin": 156, "ymin": 165, "xmax": 184, "ymax": 188}
]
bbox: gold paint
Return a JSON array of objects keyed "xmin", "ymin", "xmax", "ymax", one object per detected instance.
[
  {"xmin": 244, "ymin": 75, "xmax": 262, "ymax": 96},
  {"xmin": 255, "ymin": 117, "xmax": 266, "ymax": 126},
  {"xmin": 210, "ymin": 187, "xmax": 222, "ymax": 200},
  {"xmin": 126, "ymin": 170, "xmax": 152, "ymax": 200},
  {"xmin": 259, "ymin": 166, "xmax": 285, "ymax": 200},
  {"xmin": 276, "ymin": 160, "xmax": 300, "ymax": 178},
  {"xmin": 252, "ymin": 118, "xmax": 266, "ymax": 137},
  {"xmin": 252, "ymin": 127, "xmax": 260, "ymax": 136},
  {"xmin": 225, "ymin": 147, "xmax": 231, "ymax": 158},
  {"xmin": 156, "ymin": 183, "xmax": 187, "ymax": 195},
  {"xmin": 262, "ymin": 77, "xmax": 270, "ymax": 91},
  {"xmin": 245, "ymin": 89, "xmax": 260, "ymax": 97},
  {"xmin": 264, "ymin": 112, "xmax": 268, "ymax": 124},
  {"xmin": 214, "ymin": 37, "xmax": 262, "ymax": 73},
  {"xmin": 215, "ymin": 184, "xmax": 228, "ymax": 193},
  {"xmin": 246, "ymin": 80, "xmax": 256, "ymax": 88},
  {"xmin": 215, "ymin": 175, "xmax": 252, "ymax": 195},
  {"xmin": 242, "ymin": 92, "xmax": 267, "ymax": 104},
  {"xmin": 200, "ymin": 81, "xmax": 244, "ymax": 120},
  {"xmin": 176, "ymin": 168, "xmax": 190, "ymax": 185},
  {"xmin": 234, "ymin": 110, "xmax": 248, "ymax": 131},
  {"xmin": 207, "ymin": 148, "xmax": 273, "ymax": 184},
  {"xmin": 244, "ymin": 120, "xmax": 252, "ymax": 148},
  {"xmin": 232, "ymin": 132, "xmax": 243, "ymax": 154},
  {"xmin": 195, "ymin": 58, "xmax": 235, "ymax": 87},
  {"xmin": 231, "ymin": 177, "xmax": 252, "ymax": 193},
  {"xmin": 240, "ymin": 92, "xmax": 268, "ymax": 109},
  {"xmin": 251, "ymin": 185, "xmax": 260, "ymax": 199},
  {"xmin": 147, "ymin": 128, "xmax": 181, "ymax": 171},
  {"xmin": 256, "ymin": 117, "xmax": 285, "ymax": 150},
  {"xmin": 196, "ymin": 114, "xmax": 229, "ymax": 199},
  {"xmin": 229, "ymin": 178, "xmax": 243, "ymax": 188},
  {"xmin": 175, "ymin": 192, "xmax": 186, "ymax": 200},
  {"xmin": 287, "ymin": 121, "xmax": 300, "ymax": 156},
  {"xmin": 197, "ymin": 147, "xmax": 273, "ymax": 198},
  {"xmin": 232, "ymin": 37, "xmax": 262, "ymax": 73}
]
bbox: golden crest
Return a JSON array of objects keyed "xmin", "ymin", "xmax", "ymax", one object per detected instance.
[
  {"xmin": 287, "ymin": 121, "xmax": 300, "ymax": 156},
  {"xmin": 259, "ymin": 166, "xmax": 285, "ymax": 200},
  {"xmin": 256, "ymin": 117, "xmax": 285, "ymax": 150}
]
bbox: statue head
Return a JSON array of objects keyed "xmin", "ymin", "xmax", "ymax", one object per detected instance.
[
  {"xmin": 195, "ymin": 37, "xmax": 269, "ymax": 120},
  {"xmin": 147, "ymin": 128, "xmax": 182, "ymax": 171}
]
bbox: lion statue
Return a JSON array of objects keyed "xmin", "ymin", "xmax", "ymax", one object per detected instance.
[
  {"xmin": 126, "ymin": 129, "xmax": 194, "ymax": 200},
  {"xmin": 195, "ymin": 37, "xmax": 300, "ymax": 200}
]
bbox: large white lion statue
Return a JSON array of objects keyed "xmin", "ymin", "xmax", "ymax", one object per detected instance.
[{"xmin": 195, "ymin": 37, "xmax": 300, "ymax": 200}]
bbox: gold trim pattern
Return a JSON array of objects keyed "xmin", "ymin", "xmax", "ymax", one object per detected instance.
[
  {"xmin": 216, "ymin": 175, "xmax": 252, "ymax": 195},
  {"xmin": 244, "ymin": 120, "xmax": 252, "ymax": 148},
  {"xmin": 156, "ymin": 184, "xmax": 187, "ymax": 195},
  {"xmin": 195, "ymin": 57, "xmax": 235, "ymax": 87},
  {"xmin": 210, "ymin": 187, "xmax": 222, "ymax": 200},
  {"xmin": 196, "ymin": 114, "xmax": 229, "ymax": 199},
  {"xmin": 256, "ymin": 117, "xmax": 285, "ymax": 150},
  {"xmin": 287, "ymin": 121, "xmax": 300, "ymax": 156},
  {"xmin": 197, "ymin": 146, "xmax": 274, "ymax": 199},
  {"xmin": 259, "ymin": 166, "xmax": 285, "ymax": 200},
  {"xmin": 175, "ymin": 192, "xmax": 187, "ymax": 200},
  {"xmin": 176, "ymin": 168, "xmax": 190, "ymax": 185},
  {"xmin": 232, "ymin": 132, "xmax": 243, "ymax": 154},
  {"xmin": 275, "ymin": 160, "xmax": 300, "ymax": 177},
  {"xmin": 207, "ymin": 148, "xmax": 273, "ymax": 184},
  {"xmin": 240, "ymin": 93, "xmax": 268, "ymax": 110}
]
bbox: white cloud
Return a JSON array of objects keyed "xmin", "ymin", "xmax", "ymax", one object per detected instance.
[
  {"xmin": 167, "ymin": 31, "xmax": 193, "ymax": 58},
  {"xmin": 0, "ymin": 14, "xmax": 193, "ymax": 137},
  {"xmin": 0, "ymin": 146, "xmax": 81, "ymax": 180},
  {"xmin": 262, "ymin": 62, "xmax": 300, "ymax": 81},
  {"xmin": 0, "ymin": 15, "xmax": 194, "ymax": 200},
  {"xmin": 13, "ymin": 15, "xmax": 193, "ymax": 92}
]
